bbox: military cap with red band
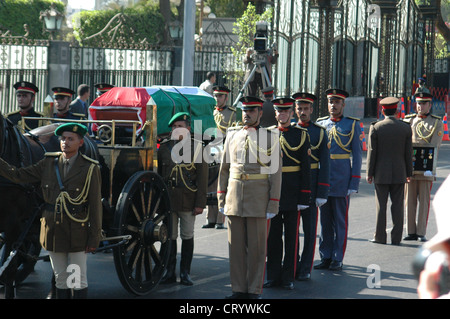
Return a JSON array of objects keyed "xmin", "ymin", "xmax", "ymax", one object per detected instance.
[
  {"xmin": 326, "ymin": 88, "xmax": 349, "ymax": 100},
  {"xmin": 272, "ymin": 97, "xmax": 295, "ymax": 109},
  {"xmin": 14, "ymin": 81, "xmax": 39, "ymax": 95},
  {"xmin": 94, "ymin": 83, "xmax": 115, "ymax": 93},
  {"xmin": 52, "ymin": 87, "xmax": 75, "ymax": 98},
  {"xmin": 292, "ymin": 92, "xmax": 317, "ymax": 104},
  {"xmin": 212, "ymin": 86, "xmax": 231, "ymax": 95},
  {"xmin": 415, "ymin": 92, "xmax": 433, "ymax": 102},
  {"xmin": 380, "ymin": 96, "xmax": 399, "ymax": 110},
  {"xmin": 262, "ymin": 86, "xmax": 275, "ymax": 96},
  {"xmin": 238, "ymin": 96, "xmax": 264, "ymax": 110}
]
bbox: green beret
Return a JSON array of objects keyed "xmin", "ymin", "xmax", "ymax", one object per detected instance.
[
  {"xmin": 168, "ymin": 112, "xmax": 190, "ymax": 127},
  {"xmin": 54, "ymin": 123, "xmax": 88, "ymax": 137}
]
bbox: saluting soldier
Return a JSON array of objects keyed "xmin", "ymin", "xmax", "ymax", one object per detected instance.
[
  {"xmin": 203, "ymin": 86, "xmax": 242, "ymax": 230},
  {"xmin": 315, "ymin": 88, "xmax": 362, "ymax": 271},
  {"xmin": 52, "ymin": 87, "xmax": 86, "ymax": 120},
  {"xmin": 293, "ymin": 92, "xmax": 330, "ymax": 280},
  {"xmin": 7, "ymin": 81, "xmax": 45, "ymax": 130},
  {"xmin": 403, "ymin": 92, "xmax": 444, "ymax": 242},
  {"xmin": 0, "ymin": 123, "xmax": 102, "ymax": 299},
  {"xmin": 158, "ymin": 112, "xmax": 208, "ymax": 286},
  {"xmin": 264, "ymin": 97, "xmax": 311, "ymax": 290},
  {"xmin": 218, "ymin": 96, "xmax": 282, "ymax": 299}
]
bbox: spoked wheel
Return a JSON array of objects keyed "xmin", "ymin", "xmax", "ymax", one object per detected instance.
[{"xmin": 113, "ymin": 171, "xmax": 172, "ymax": 296}]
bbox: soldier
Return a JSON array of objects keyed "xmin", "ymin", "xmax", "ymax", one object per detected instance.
[
  {"xmin": 203, "ymin": 86, "xmax": 241, "ymax": 229},
  {"xmin": 293, "ymin": 92, "xmax": 330, "ymax": 280},
  {"xmin": 0, "ymin": 123, "xmax": 102, "ymax": 299},
  {"xmin": 264, "ymin": 97, "xmax": 311, "ymax": 290},
  {"xmin": 52, "ymin": 87, "xmax": 86, "ymax": 120},
  {"xmin": 218, "ymin": 96, "xmax": 282, "ymax": 299},
  {"xmin": 7, "ymin": 81, "xmax": 45, "ymax": 130},
  {"xmin": 158, "ymin": 112, "xmax": 208, "ymax": 286},
  {"xmin": 403, "ymin": 92, "xmax": 444, "ymax": 242},
  {"xmin": 315, "ymin": 88, "xmax": 362, "ymax": 271},
  {"xmin": 94, "ymin": 83, "xmax": 115, "ymax": 97},
  {"xmin": 260, "ymin": 86, "xmax": 277, "ymax": 127},
  {"xmin": 366, "ymin": 97, "xmax": 413, "ymax": 245}
]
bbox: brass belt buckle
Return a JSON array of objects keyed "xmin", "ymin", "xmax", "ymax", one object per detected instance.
[{"xmin": 241, "ymin": 174, "xmax": 249, "ymax": 181}]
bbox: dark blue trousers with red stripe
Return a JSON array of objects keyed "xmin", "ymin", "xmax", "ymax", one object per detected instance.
[{"xmin": 318, "ymin": 196, "xmax": 349, "ymax": 263}]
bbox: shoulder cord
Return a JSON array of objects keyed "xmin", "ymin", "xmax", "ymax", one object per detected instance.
[
  {"xmin": 279, "ymin": 131, "xmax": 307, "ymax": 164},
  {"xmin": 215, "ymin": 110, "xmax": 238, "ymax": 134},
  {"xmin": 244, "ymin": 133, "xmax": 280, "ymax": 168},
  {"xmin": 169, "ymin": 141, "xmax": 203, "ymax": 192},
  {"xmin": 55, "ymin": 163, "xmax": 96, "ymax": 223},
  {"xmin": 309, "ymin": 128, "xmax": 324, "ymax": 162},
  {"xmin": 416, "ymin": 119, "xmax": 438, "ymax": 143},
  {"xmin": 328, "ymin": 120, "xmax": 356, "ymax": 153}
]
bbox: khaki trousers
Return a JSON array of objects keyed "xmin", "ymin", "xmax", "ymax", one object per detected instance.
[
  {"xmin": 227, "ymin": 215, "xmax": 268, "ymax": 295},
  {"xmin": 171, "ymin": 211, "xmax": 196, "ymax": 240},
  {"xmin": 405, "ymin": 179, "xmax": 432, "ymax": 236},
  {"xmin": 48, "ymin": 251, "xmax": 88, "ymax": 289},
  {"xmin": 206, "ymin": 178, "xmax": 224, "ymax": 224}
]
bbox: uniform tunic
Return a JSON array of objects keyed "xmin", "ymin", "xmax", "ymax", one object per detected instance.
[
  {"xmin": 266, "ymin": 124, "xmax": 311, "ymax": 284},
  {"xmin": 403, "ymin": 113, "xmax": 443, "ymax": 237},
  {"xmin": 297, "ymin": 120, "xmax": 330, "ymax": 275},
  {"xmin": 316, "ymin": 115, "xmax": 362, "ymax": 263},
  {"xmin": 6, "ymin": 108, "xmax": 45, "ymax": 130},
  {"xmin": 0, "ymin": 152, "xmax": 102, "ymax": 252},
  {"xmin": 218, "ymin": 125, "xmax": 282, "ymax": 294}
]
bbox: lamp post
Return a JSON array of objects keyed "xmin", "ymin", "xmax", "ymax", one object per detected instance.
[
  {"xmin": 169, "ymin": 20, "xmax": 183, "ymax": 45},
  {"xmin": 39, "ymin": 3, "xmax": 64, "ymax": 40}
]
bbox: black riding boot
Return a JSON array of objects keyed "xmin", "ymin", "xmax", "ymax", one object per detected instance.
[
  {"xmin": 56, "ymin": 288, "xmax": 71, "ymax": 299},
  {"xmin": 160, "ymin": 241, "xmax": 177, "ymax": 284},
  {"xmin": 180, "ymin": 238, "xmax": 194, "ymax": 286},
  {"xmin": 73, "ymin": 288, "xmax": 88, "ymax": 299}
]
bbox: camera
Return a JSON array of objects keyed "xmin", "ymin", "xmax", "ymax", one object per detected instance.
[{"xmin": 254, "ymin": 21, "xmax": 269, "ymax": 53}]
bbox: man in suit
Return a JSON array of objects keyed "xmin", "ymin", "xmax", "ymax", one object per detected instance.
[
  {"xmin": 366, "ymin": 97, "xmax": 413, "ymax": 245},
  {"xmin": 70, "ymin": 84, "xmax": 90, "ymax": 118},
  {"xmin": 7, "ymin": 81, "xmax": 45, "ymax": 130},
  {"xmin": 315, "ymin": 88, "xmax": 362, "ymax": 271},
  {"xmin": 403, "ymin": 92, "xmax": 444, "ymax": 242},
  {"xmin": 264, "ymin": 97, "xmax": 311, "ymax": 290},
  {"xmin": 218, "ymin": 96, "xmax": 282, "ymax": 299},
  {"xmin": 53, "ymin": 87, "xmax": 86, "ymax": 120},
  {"xmin": 294, "ymin": 92, "xmax": 330, "ymax": 280},
  {"xmin": 158, "ymin": 112, "xmax": 208, "ymax": 286}
]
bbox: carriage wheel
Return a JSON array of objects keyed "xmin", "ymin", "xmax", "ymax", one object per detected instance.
[{"xmin": 113, "ymin": 171, "xmax": 172, "ymax": 296}]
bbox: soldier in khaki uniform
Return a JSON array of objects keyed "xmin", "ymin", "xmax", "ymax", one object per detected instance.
[
  {"xmin": 218, "ymin": 96, "xmax": 282, "ymax": 299},
  {"xmin": 403, "ymin": 92, "xmax": 444, "ymax": 242},
  {"xmin": 0, "ymin": 123, "xmax": 102, "ymax": 299},
  {"xmin": 158, "ymin": 112, "xmax": 208, "ymax": 286},
  {"xmin": 203, "ymin": 86, "xmax": 241, "ymax": 229}
]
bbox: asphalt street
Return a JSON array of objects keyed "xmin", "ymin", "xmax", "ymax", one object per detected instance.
[{"xmin": 4, "ymin": 119, "xmax": 450, "ymax": 302}]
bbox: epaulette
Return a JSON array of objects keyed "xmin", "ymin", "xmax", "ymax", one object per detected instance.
[
  {"xmin": 316, "ymin": 116, "xmax": 329, "ymax": 122},
  {"xmin": 227, "ymin": 126, "xmax": 242, "ymax": 131},
  {"xmin": 81, "ymin": 153, "xmax": 99, "ymax": 165},
  {"xmin": 404, "ymin": 113, "xmax": 416, "ymax": 119},
  {"xmin": 36, "ymin": 111, "xmax": 45, "ymax": 117},
  {"xmin": 72, "ymin": 112, "xmax": 86, "ymax": 119},
  {"xmin": 431, "ymin": 114, "xmax": 441, "ymax": 120},
  {"xmin": 312, "ymin": 122, "xmax": 326, "ymax": 129},
  {"xmin": 228, "ymin": 106, "xmax": 237, "ymax": 112},
  {"xmin": 292, "ymin": 125, "xmax": 308, "ymax": 132},
  {"xmin": 370, "ymin": 120, "xmax": 378, "ymax": 125},
  {"xmin": 267, "ymin": 125, "xmax": 277, "ymax": 130},
  {"xmin": 45, "ymin": 152, "xmax": 62, "ymax": 157},
  {"xmin": 347, "ymin": 116, "xmax": 360, "ymax": 121},
  {"xmin": 5, "ymin": 110, "xmax": 19, "ymax": 117}
]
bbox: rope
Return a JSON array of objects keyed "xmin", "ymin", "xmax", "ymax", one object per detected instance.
[
  {"xmin": 279, "ymin": 131, "xmax": 306, "ymax": 164},
  {"xmin": 309, "ymin": 128, "xmax": 324, "ymax": 162},
  {"xmin": 55, "ymin": 163, "xmax": 96, "ymax": 223},
  {"xmin": 169, "ymin": 141, "xmax": 203, "ymax": 192},
  {"xmin": 415, "ymin": 118, "xmax": 438, "ymax": 143},
  {"xmin": 328, "ymin": 120, "xmax": 356, "ymax": 153}
]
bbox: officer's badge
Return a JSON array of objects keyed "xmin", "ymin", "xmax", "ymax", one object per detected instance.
[
  {"xmin": 333, "ymin": 90, "xmax": 336, "ymax": 94},
  {"xmin": 21, "ymin": 82, "xmax": 25, "ymax": 87},
  {"xmin": 73, "ymin": 125, "xmax": 78, "ymax": 132}
]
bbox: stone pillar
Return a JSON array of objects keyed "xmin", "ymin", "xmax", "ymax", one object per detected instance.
[{"xmin": 47, "ymin": 41, "xmax": 70, "ymax": 94}]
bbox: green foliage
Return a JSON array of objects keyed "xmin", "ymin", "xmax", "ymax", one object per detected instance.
[
  {"xmin": 205, "ymin": 0, "xmax": 246, "ymax": 18},
  {"xmin": 0, "ymin": 0, "xmax": 65, "ymax": 40},
  {"xmin": 73, "ymin": 5, "xmax": 165, "ymax": 47}
]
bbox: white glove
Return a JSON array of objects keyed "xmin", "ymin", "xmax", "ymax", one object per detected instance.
[
  {"xmin": 424, "ymin": 170, "xmax": 433, "ymax": 177},
  {"xmin": 266, "ymin": 213, "xmax": 276, "ymax": 219},
  {"xmin": 347, "ymin": 189, "xmax": 357, "ymax": 196},
  {"xmin": 315, "ymin": 198, "xmax": 327, "ymax": 208},
  {"xmin": 297, "ymin": 205, "xmax": 309, "ymax": 211}
]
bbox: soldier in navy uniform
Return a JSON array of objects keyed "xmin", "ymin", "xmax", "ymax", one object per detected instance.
[
  {"xmin": 264, "ymin": 97, "xmax": 311, "ymax": 290},
  {"xmin": 52, "ymin": 87, "xmax": 86, "ymax": 120},
  {"xmin": 7, "ymin": 81, "xmax": 45, "ymax": 130},
  {"xmin": 315, "ymin": 88, "xmax": 362, "ymax": 271},
  {"xmin": 293, "ymin": 92, "xmax": 330, "ymax": 280}
]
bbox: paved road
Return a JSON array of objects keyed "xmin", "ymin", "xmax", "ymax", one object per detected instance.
[{"xmin": 4, "ymin": 121, "xmax": 450, "ymax": 302}]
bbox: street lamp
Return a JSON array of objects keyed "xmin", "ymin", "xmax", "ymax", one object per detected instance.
[
  {"xmin": 169, "ymin": 20, "xmax": 183, "ymax": 44},
  {"xmin": 40, "ymin": 3, "xmax": 64, "ymax": 40}
]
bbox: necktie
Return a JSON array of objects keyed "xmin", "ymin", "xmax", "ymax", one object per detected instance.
[{"xmin": 63, "ymin": 159, "xmax": 70, "ymax": 178}]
